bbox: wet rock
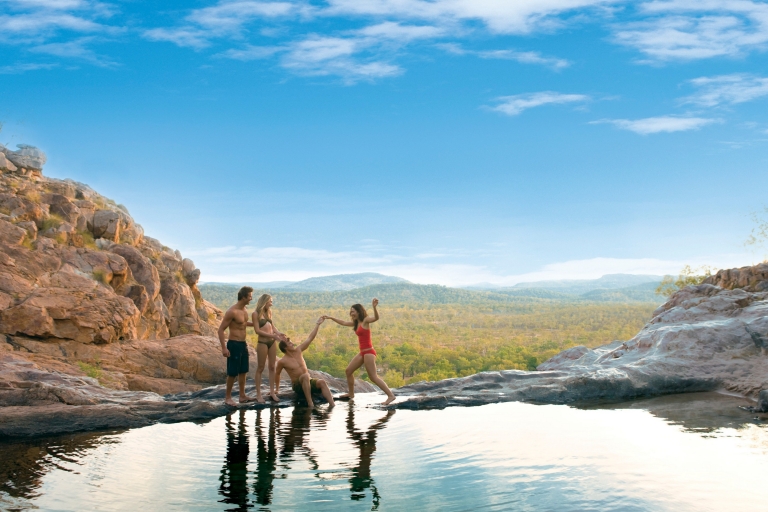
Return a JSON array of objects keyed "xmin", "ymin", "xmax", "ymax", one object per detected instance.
[
  {"xmin": 0, "ymin": 349, "xmax": 375, "ymax": 438},
  {"xmin": 759, "ymin": 390, "xmax": 768, "ymax": 413}
]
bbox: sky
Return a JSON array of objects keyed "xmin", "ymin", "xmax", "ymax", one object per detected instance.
[{"xmin": 1, "ymin": 0, "xmax": 768, "ymax": 286}]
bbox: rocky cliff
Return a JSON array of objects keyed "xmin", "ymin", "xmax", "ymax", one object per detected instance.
[{"xmin": 0, "ymin": 144, "xmax": 229, "ymax": 391}]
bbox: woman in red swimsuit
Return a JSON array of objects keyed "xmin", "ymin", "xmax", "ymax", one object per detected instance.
[{"xmin": 324, "ymin": 298, "xmax": 396, "ymax": 405}]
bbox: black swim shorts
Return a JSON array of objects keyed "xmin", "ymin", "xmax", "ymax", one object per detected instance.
[
  {"xmin": 292, "ymin": 378, "xmax": 322, "ymax": 398},
  {"xmin": 226, "ymin": 340, "xmax": 249, "ymax": 377}
]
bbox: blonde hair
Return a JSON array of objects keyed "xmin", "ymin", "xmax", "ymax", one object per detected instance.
[{"xmin": 255, "ymin": 294, "xmax": 272, "ymax": 321}]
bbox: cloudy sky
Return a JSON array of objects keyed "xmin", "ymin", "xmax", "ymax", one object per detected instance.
[{"xmin": 1, "ymin": 0, "xmax": 767, "ymax": 285}]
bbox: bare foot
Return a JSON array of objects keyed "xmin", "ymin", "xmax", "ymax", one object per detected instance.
[
  {"xmin": 269, "ymin": 392, "xmax": 280, "ymax": 402},
  {"xmin": 224, "ymin": 398, "xmax": 238, "ymax": 407},
  {"xmin": 338, "ymin": 394, "xmax": 354, "ymax": 401},
  {"xmin": 255, "ymin": 395, "xmax": 266, "ymax": 404},
  {"xmin": 239, "ymin": 395, "xmax": 256, "ymax": 404},
  {"xmin": 382, "ymin": 395, "xmax": 396, "ymax": 406},
  {"xmin": 307, "ymin": 401, "xmax": 315, "ymax": 408}
]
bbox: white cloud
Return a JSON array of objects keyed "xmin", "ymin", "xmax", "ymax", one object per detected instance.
[
  {"xmin": 491, "ymin": 91, "xmax": 589, "ymax": 116},
  {"xmin": 355, "ymin": 21, "xmax": 445, "ymax": 41},
  {"xmin": 324, "ymin": 0, "xmax": 616, "ymax": 34},
  {"xmin": 0, "ymin": 12, "xmax": 105, "ymax": 34},
  {"xmin": 30, "ymin": 36, "xmax": 113, "ymax": 65},
  {"xmin": 0, "ymin": 62, "xmax": 58, "ymax": 73},
  {"xmin": 143, "ymin": 1, "xmax": 296, "ymax": 49},
  {"xmin": 439, "ymin": 43, "xmax": 570, "ymax": 70},
  {"xmin": 218, "ymin": 44, "xmax": 284, "ymax": 60},
  {"xmin": 613, "ymin": 0, "xmax": 768, "ymax": 61},
  {"xmin": 683, "ymin": 73, "xmax": 768, "ymax": 107},
  {"xmin": 593, "ymin": 115, "xmax": 718, "ymax": 134}
]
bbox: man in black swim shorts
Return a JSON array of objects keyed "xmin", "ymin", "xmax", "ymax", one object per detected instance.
[{"xmin": 218, "ymin": 286, "xmax": 256, "ymax": 407}]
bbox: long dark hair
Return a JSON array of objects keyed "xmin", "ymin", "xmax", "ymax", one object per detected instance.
[{"xmin": 351, "ymin": 303, "xmax": 367, "ymax": 331}]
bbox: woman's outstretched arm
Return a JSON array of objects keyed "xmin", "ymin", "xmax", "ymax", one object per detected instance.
[
  {"xmin": 364, "ymin": 298, "xmax": 380, "ymax": 325},
  {"xmin": 323, "ymin": 315, "xmax": 354, "ymax": 327}
]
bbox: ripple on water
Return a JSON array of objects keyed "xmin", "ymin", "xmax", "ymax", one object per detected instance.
[{"xmin": 0, "ymin": 392, "xmax": 766, "ymax": 511}]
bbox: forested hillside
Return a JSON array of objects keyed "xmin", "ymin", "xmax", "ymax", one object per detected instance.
[{"xmin": 201, "ymin": 282, "xmax": 661, "ymax": 387}]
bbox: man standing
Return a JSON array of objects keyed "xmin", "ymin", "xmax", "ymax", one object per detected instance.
[
  {"xmin": 218, "ymin": 286, "xmax": 257, "ymax": 407},
  {"xmin": 275, "ymin": 317, "xmax": 335, "ymax": 408}
]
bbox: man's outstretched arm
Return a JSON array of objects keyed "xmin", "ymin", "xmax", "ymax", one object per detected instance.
[{"xmin": 299, "ymin": 317, "xmax": 325, "ymax": 352}]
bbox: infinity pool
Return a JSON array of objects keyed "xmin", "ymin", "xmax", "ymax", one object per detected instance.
[{"xmin": 1, "ymin": 392, "xmax": 766, "ymax": 511}]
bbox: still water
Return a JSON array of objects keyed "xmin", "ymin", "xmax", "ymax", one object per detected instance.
[{"xmin": 1, "ymin": 392, "xmax": 766, "ymax": 511}]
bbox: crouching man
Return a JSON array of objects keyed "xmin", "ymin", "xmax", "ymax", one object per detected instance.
[{"xmin": 275, "ymin": 317, "xmax": 335, "ymax": 408}]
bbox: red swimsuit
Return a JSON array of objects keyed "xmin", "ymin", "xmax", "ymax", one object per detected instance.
[{"xmin": 356, "ymin": 325, "xmax": 377, "ymax": 356}]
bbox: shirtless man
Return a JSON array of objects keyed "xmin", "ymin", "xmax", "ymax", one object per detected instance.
[
  {"xmin": 275, "ymin": 317, "xmax": 335, "ymax": 408},
  {"xmin": 218, "ymin": 286, "xmax": 256, "ymax": 407}
]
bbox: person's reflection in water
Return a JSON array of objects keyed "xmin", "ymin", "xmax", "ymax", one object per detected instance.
[
  {"xmin": 253, "ymin": 407, "xmax": 280, "ymax": 506},
  {"xmin": 346, "ymin": 405, "xmax": 395, "ymax": 509},
  {"xmin": 219, "ymin": 409, "xmax": 252, "ymax": 511},
  {"xmin": 279, "ymin": 406, "xmax": 331, "ymax": 471}
]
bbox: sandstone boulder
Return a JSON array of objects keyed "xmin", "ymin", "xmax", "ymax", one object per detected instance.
[
  {"xmin": 91, "ymin": 210, "xmax": 121, "ymax": 241},
  {"xmin": 42, "ymin": 194, "xmax": 81, "ymax": 225},
  {"xmin": 5, "ymin": 145, "xmax": 46, "ymax": 170},
  {"xmin": 109, "ymin": 244, "xmax": 160, "ymax": 299},
  {"xmin": 0, "ymin": 153, "xmax": 17, "ymax": 173},
  {"xmin": 0, "ymin": 219, "xmax": 25, "ymax": 245},
  {"xmin": 704, "ymin": 263, "xmax": 768, "ymax": 292},
  {"xmin": 0, "ymin": 270, "xmax": 140, "ymax": 343}
]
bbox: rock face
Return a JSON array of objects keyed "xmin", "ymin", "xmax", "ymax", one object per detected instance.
[
  {"xmin": 0, "ymin": 155, "xmax": 222, "ymax": 346},
  {"xmin": 394, "ymin": 282, "xmax": 768, "ymax": 410}
]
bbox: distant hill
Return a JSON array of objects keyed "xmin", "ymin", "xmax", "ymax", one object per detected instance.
[
  {"xmin": 280, "ymin": 272, "xmax": 409, "ymax": 292},
  {"xmin": 199, "ymin": 279, "xmax": 665, "ymax": 309},
  {"xmin": 484, "ymin": 274, "xmax": 664, "ymax": 295}
]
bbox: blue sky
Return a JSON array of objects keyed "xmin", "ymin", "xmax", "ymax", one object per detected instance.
[{"xmin": 2, "ymin": 0, "xmax": 768, "ymax": 286}]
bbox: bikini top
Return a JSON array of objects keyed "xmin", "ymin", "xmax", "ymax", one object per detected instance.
[{"xmin": 258, "ymin": 318, "xmax": 272, "ymax": 328}]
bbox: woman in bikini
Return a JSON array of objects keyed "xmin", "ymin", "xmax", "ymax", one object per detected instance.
[
  {"xmin": 324, "ymin": 298, "xmax": 396, "ymax": 406},
  {"xmin": 252, "ymin": 294, "xmax": 286, "ymax": 403}
]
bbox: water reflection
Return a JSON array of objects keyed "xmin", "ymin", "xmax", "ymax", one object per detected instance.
[
  {"xmin": 3, "ymin": 393, "xmax": 766, "ymax": 511},
  {"xmin": 0, "ymin": 430, "xmax": 121, "ymax": 502},
  {"xmin": 346, "ymin": 407, "xmax": 395, "ymax": 508},
  {"xmin": 219, "ymin": 410, "xmax": 252, "ymax": 511},
  {"xmin": 254, "ymin": 408, "xmax": 280, "ymax": 506}
]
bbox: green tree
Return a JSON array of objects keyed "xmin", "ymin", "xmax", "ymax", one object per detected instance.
[{"xmin": 656, "ymin": 265, "xmax": 714, "ymax": 297}]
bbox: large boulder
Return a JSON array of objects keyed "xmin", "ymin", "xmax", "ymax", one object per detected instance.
[
  {"xmin": 109, "ymin": 244, "xmax": 161, "ymax": 300},
  {"xmin": 5, "ymin": 145, "xmax": 46, "ymax": 171},
  {"xmin": 703, "ymin": 263, "xmax": 768, "ymax": 292},
  {"xmin": 0, "ymin": 153, "xmax": 17, "ymax": 173},
  {"xmin": 90, "ymin": 210, "xmax": 121, "ymax": 241}
]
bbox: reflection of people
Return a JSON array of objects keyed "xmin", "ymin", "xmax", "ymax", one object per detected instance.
[
  {"xmin": 252, "ymin": 294, "xmax": 287, "ymax": 403},
  {"xmin": 324, "ymin": 298, "xmax": 396, "ymax": 405},
  {"xmin": 219, "ymin": 410, "xmax": 251, "ymax": 510},
  {"xmin": 218, "ymin": 286, "xmax": 256, "ymax": 407},
  {"xmin": 346, "ymin": 406, "xmax": 396, "ymax": 507},
  {"xmin": 275, "ymin": 317, "xmax": 335, "ymax": 408},
  {"xmin": 279, "ymin": 406, "xmax": 331, "ymax": 472},
  {"xmin": 254, "ymin": 408, "xmax": 280, "ymax": 506}
]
